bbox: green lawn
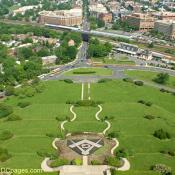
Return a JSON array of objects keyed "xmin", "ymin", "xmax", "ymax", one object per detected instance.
[
  {"xmin": 65, "ymin": 106, "xmax": 106, "ymax": 133},
  {"xmin": 125, "ymin": 70, "xmax": 175, "ymax": 88},
  {"xmin": 63, "ymin": 67, "xmax": 113, "ymax": 76},
  {"xmin": 1, "ymin": 79, "xmax": 175, "ymax": 175},
  {"xmin": 92, "ymin": 57, "xmax": 135, "ymax": 65},
  {"xmin": 0, "ymin": 81, "xmax": 81, "ymax": 168},
  {"xmin": 90, "ymin": 80, "xmax": 175, "ymax": 173}
]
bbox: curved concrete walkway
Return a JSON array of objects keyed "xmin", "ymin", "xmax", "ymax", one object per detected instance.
[
  {"xmin": 61, "ymin": 105, "xmax": 77, "ymax": 131},
  {"xmin": 52, "ymin": 138, "xmax": 60, "ymax": 150},
  {"xmin": 111, "ymin": 138, "xmax": 119, "ymax": 155},
  {"xmin": 70, "ymin": 105, "xmax": 77, "ymax": 122},
  {"xmin": 95, "ymin": 105, "xmax": 103, "ymax": 121},
  {"xmin": 117, "ymin": 158, "xmax": 130, "ymax": 171},
  {"xmin": 103, "ymin": 121, "xmax": 111, "ymax": 135},
  {"xmin": 41, "ymin": 158, "xmax": 62, "ymax": 172}
]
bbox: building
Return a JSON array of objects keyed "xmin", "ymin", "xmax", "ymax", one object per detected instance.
[
  {"xmin": 89, "ymin": 3, "xmax": 112, "ymax": 23},
  {"xmin": 153, "ymin": 12, "xmax": 175, "ymax": 20},
  {"xmin": 154, "ymin": 20, "xmax": 175, "ymax": 39},
  {"xmin": 89, "ymin": 4, "xmax": 107, "ymax": 18},
  {"xmin": 126, "ymin": 13, "xmax": 155, "ymax": 31},
  {"xmin": 99, "ymin": 13, "xmax": 112, "ymax": 23},
  {"xmin": 116, "ymin": 42, "xmax": 139, "ymax": 56},
  {"xmin": 39, "ymin": 8, "xmax": 82, "ymax": 26},
  {"xmin": 41, "ymin": 55, "xmax": 57, "ymax": 65},
  {"xmin": 138, "ymin": 50, "xmax": 153, "ymax": 60},
  {"xmin": 106, "ymin": 1, "xmax": 120, "ymax": 12}
]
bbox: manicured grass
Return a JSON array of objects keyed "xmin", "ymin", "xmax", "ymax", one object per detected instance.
[
  {"xmin": 125, "ymin": 70, "xmax": 175, "ymax": 88},
  {"xmin": 65, "ymin": 106, "xmax": 106, "ymax": 133},
  {"xmin": 0, "ymin": 81, "xmax": 81, "ymax": 168},
  {"xmin": 1, "ymin": 79, "xmax": 175, "ymax": 175},
  {"xmin": 91, "ymin": 80, "xmax": 175, "ymax": 173},
  {"xmin": 92, "ymin": 57, "xmax": 135, "ymax": 65},
  {"xmin": 64, "ymin": 68, "xmax": 113, "ymax": 76}
]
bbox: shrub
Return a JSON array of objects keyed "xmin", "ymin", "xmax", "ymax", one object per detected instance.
[
  {"xmin": 71, "ymin": 159, "xmax": 82, "ymax": 165},
  {"xmin": 55, "ymin": 116, "xmax": 66, "ymax": 121},
  {"xmin": 116, "ymin": 148, "xmax": 128, "ymax": 158},
  {"xmin": 5, "ymin": 86, "xmax": 15, "ymax": 96},
  {"xmin": 18, "ymin": 101, "xmax": 31, "ymax": 108},
  {"xmin": 144, "ymin": 115, "xmax": 156, "ymax": 120},
  {"xmin": 91, "ymin": 160, "xmax": 101, "ymax": 165},
  {"xmin": 35, "ymin": 83, "xmax": 45, "ymax": 93},
  {"xmin": 37, "ymin": 150, "xmax": 57, "ymax": 159},
  {"xmin": 49, "ymin": 158, "xmax": 69, "ymax": 168},
  {"xmin": 104, "ymin": 156, "xmax": 122, "ymax": 167},
  {"xmin": 153, "ymin": 129, "xmax": 171, "ymax": 140},
  {"xmin": 134, "ymin": 81, "xmax": 144, "ymax": 86},
  {"xmin": 160, "ymin": 150, "xmax": 175, "ymax": 157},
  {"xmin": 0, "ymin": 147, "xmax": 11, "ymax": 162},
  {"xmin": 138, "ymin": 100, "xmax": 152, "ymax": 107},
  {"xmin": 138, "ymin": 100, "xmax": 145, "ymax": 104},
  {"xmin": 154, "ymin": 73, "xmax": 169, "ymax": 85},
  {"xmin": 63, "ymin": 79, "xmax": 73, "ymax": 83},
  {"xmin": 24, "ymin": 87, "xmax": 35, "ymax": 97},
  {"xmin": 108, "ymin": 132, "xmax": 119, "ymax": 139},
  {"xmin": 0, "ymin": 103, "xmax": 13, "ymax": 119},
  {"xmin": 123, "ymin": 78, "xmax": 133, "ymax": 83},
  {"xmin": 73, "ymin": 71, "xmax": 96, "ymax": 74},
  {"xmin": 152, "ymin": 164, "xmax": 172, "ymax": 175},
  {"xmin": 66, "ymin": 100, "xmax": 75, "ymax": 104},
  {"xmin": 46, "ymin": 133, "xmax": 60, "ymax": 138},
  {"xmin": 102, "ymin": 115, "xmax": 114, "ymax": 121},
  {"xmin": 5, "ymin": 114, "xmax": 22, "ymax": 121},
  {"xmin": 145, "ymin": 102, "xmax": 153, "ymax": 107},
  {"xmin": 75, "ymin": 100, "xmax": 103, "ymax": 107},
  {"xmin": 98, "ymin": 78, "xmax": 112, "ymax": 83},
  {"xmin": 160, "ymin": 89, "xmax": 171, "ymax": 93},
  {"xmin": 0, "ymin": 131, "xmax": 13, "ymax": 141}
]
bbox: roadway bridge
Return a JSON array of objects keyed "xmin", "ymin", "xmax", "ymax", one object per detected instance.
[{"xmin": 45, "ymin": 24, "xmax": 132, "ymax": 40}]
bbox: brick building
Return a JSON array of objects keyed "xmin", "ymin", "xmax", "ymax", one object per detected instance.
[
  {"xmin": 153, "ymin": 12, "xmax": 175, "ymax": 20},
  {"xmin": 154, "ymin": 20, "xmax": 175, "ymax": 40},
  {"xmin": 39, "ymin": 8, "xmax": 82, "ymax": 26},
  {"xmin": 126, "ymin": 13, "xmax": 155, "ymax": 31},
  {"xmin": 99, "ymin": 13, "xmax": 112, "ymax": 23}
]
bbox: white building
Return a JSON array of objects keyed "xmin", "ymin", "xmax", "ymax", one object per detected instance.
[{"xmin": 42, "ymin": 55, "xmax": 57, "ymax": 65}]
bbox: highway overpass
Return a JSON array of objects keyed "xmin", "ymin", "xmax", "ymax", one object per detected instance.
[{"xmin": 45, "ymin": 24, "xmax": 132, "ymax": 40}]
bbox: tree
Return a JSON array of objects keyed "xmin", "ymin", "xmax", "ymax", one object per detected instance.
[
  {"xmin": 0, "ymin": 34, "xmax": 11, "ymax": 41},
  {"xmin": 23, "ymin": 61, "xmax": 42, "ymax": 79},
  {"xmin": 97, "ymin": 19, "xmax": 105, "ymax": 28},
  {"xmin": 152, "ymin": 164, "xmax": 172, "ymax": 175},
  {"xmin": 37, "ymin": 48, "xmax": 50, "ymax": 57},
  {"xmin": 17, "ymin": 47, "xmax": 33, "ymax": 59},
  {"xmin": 154, "ymin": 73, "xmax": 169, "ymax": 84},
  {"xmin": 66, "ymin": 46, "xmax": 77, "ymax": 59}
]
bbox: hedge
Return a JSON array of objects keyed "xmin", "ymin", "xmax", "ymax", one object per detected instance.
[{"xmin": 0, "ymin": 103, "xmax": 13, "ymax": 119}]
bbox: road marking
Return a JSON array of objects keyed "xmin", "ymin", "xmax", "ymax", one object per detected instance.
[
  {"xmin": 88, "ymin": 83, "xmax": 91, "ymax": 100},
  {"xmin": 81, "ymin": 83, "xmax": 84, "ymax": 100}
]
